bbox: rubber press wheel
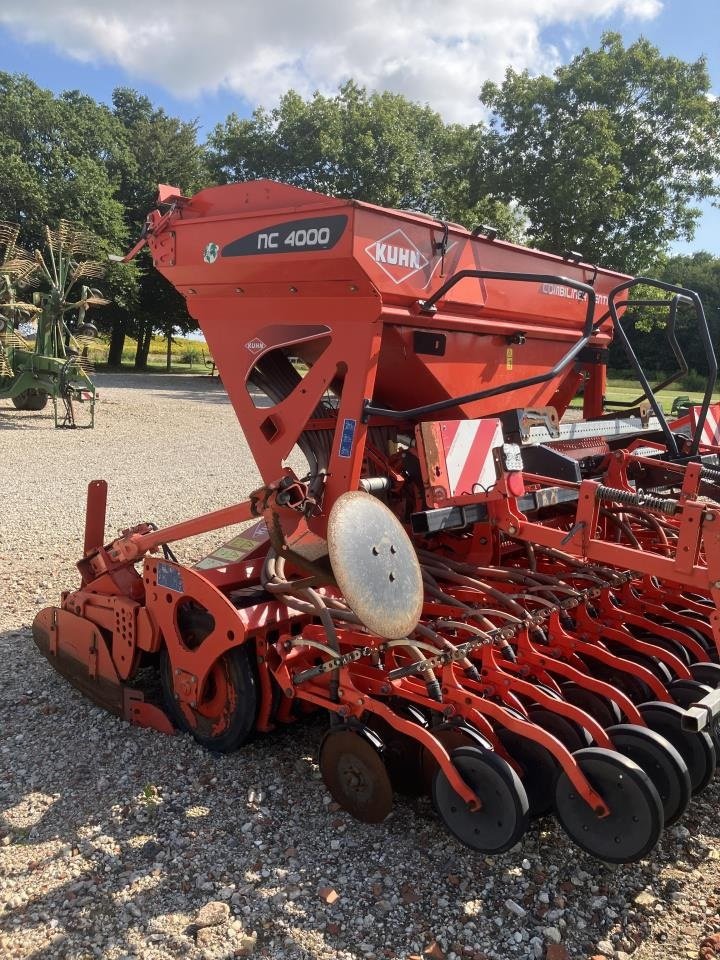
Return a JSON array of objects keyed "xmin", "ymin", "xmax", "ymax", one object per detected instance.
[
  {"xmin": 420, "ymin": 722, "xmax": 494, "ymax": 795},
  {"xmin": 667, "ymin": 679, "xmax": 720, "ymax": 752},
  {"xmin": 690, "ymin": 662, "xmax": 720, "ymax": 688},
  {"xmin": 639, "ymin": 701, "xmax": 716, "ymax": 794},
  {"xmin": 160, "ymin": 646, "xmax": 257, "ymax": 753},
  {"xmin": 560, "ymin": 682, "xmax": 622, "ymax": 727},
  {"xmin": 527, "ymin": 706, "xmax": 592, "ymax": 751},
  {"xmin": 554, "ymin": 747, "xmax": 663, "ymax": 863},
  {"xmin": 497, "ymin": 727, "xmax": 559, "ymax": 818},
  {"xmin": 433, "ymin": 745, "xmax": 530, "ymax": 854},
  {"xmin": 607, "ymin": 724, "xmax": 691, "ymax": 826}
]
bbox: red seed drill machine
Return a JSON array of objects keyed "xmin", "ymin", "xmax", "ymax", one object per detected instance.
[{"xmin": 33, "ymin": 181, "xmax": 720, "ymax": 862}]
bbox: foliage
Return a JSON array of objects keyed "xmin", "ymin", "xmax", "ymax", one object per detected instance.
[
  {"xmin": 0, "ymin": 73, "xmax": 129, "ymax": 250},
  {"xmin": 480, "ymin": 33, "xmax": 720, "ymax": 272},
  {"xmin": 208, "ymin": 81, "xmax": 523, "ymax": 238},
  {"xmin": 2, "ymin": 34, "xmax": 720, "ymax": 370}
]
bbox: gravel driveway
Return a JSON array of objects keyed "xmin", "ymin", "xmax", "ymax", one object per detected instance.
[{"xmin": 1, "ymin": 373, "xmax": 719, "ymax": 960}]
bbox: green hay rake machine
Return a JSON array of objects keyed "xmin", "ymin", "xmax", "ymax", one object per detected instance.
[{"xmin": 0, "ymin": 221, "xmax": 107, "ymax": 428}]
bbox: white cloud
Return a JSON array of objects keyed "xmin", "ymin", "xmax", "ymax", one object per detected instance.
[{"xmin": 0, "ymin": 0, "xmax": 662, "ymax": 121}]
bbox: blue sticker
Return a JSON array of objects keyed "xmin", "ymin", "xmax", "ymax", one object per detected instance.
[
  {"xmin": 157, "ymin": 562, "xmax": 184, "ymax": 593},
  {"xmin": 339, "ymin": 418, "xmax": 357, "ymax": 458}
]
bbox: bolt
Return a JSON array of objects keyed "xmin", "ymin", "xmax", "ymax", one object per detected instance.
[
  {"xmin": 508, "ymin": 525, "xmax": 517, "ymax": 535},
  {"xmin": 713, "ymin": 581, "xmax": 720, "ymax": 589},
  {"xmin": 190, "ymin": 701, "xmax": 197, "ymax": 708},
  {"xmin": 175, "ymin": 669, "xmax": 180, "ymax": 676}
]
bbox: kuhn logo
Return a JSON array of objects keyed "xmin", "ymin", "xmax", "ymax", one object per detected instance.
[
  {"xmin": 365, "ymin": 229, "xmax": 428, "ymax": 284},
  {"xmin": 245, "ymin": 338, "xmax": 266, "ymax": 354}
]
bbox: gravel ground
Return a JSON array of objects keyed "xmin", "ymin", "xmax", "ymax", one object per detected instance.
[{"xmin": 1, "ymin": 373, "xmax": 720, "ymax": 960}]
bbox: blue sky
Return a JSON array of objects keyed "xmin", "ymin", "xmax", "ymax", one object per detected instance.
[{"xmin": 0, "ymin": 0, "xmax": 718, "ymax": 254}]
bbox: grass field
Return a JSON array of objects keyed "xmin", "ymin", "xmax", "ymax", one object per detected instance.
[
  {"xmin": 90, "ymin": 333, "xmax": 212, "ymax": 374},
  {"xmin": 569, "ymin": 379, "xmax": 720, "ymax": 414}
]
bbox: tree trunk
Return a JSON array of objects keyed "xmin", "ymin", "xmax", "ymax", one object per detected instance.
[
  {"xmin": 107, "ymin": 315, "xmax": 126, "ymax": 367},
  {"xmin": 134, "ymin": 318, "xmax": 153, "ymax": 369},
  {"xmin": 166, "ymin": 324, "xmax": 173, "ymax": 372}
]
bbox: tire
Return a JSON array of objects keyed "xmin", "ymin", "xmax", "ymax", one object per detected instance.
[
  {"xmin": 12, "ymin": 388, "xmax": 49, "ymax": 411},
  {"xmin": 160, "ymin": 645, "xmax": 257, "ymax": 752}
]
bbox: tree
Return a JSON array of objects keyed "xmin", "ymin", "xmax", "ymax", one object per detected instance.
[
  {"xmin": 109, "ymin": 89, "xmax": 210, "ymax": 367},
  {"xmin": 0, "ymin": 73, "xmax": 129, "ymax": 248},
  {"xmin": 480, "ymin": 34, "xmax": 720, "ymax": 272},
  {"xmin": 208, "ymin": 81, "xmax": 522, "ymax": 238}
]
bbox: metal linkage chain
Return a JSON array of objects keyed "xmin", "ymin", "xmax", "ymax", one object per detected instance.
[
  {"xmin": 596, "ymin": 484, "xmax": 680, "ymax": 516},
  {"xmin": 292, "ymin": 645, "xmax": 374, "ymax": 685},
  {"xmin": 386, "ymin": 626, "xmax": 514, "ymax": 681}
]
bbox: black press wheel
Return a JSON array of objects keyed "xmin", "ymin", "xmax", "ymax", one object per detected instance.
[
  {"xmin": 554, "ymin": 747, "xmax": 663, "ymax": 863},
  {"xmin": 160, "ymin": 645, "xmax": 257, "ymax": 752},
  {"xmin": 433, "ymin": 745, "xmax": 529, "ymax": 854},
  {"xmin": 690, "ymin": 662, "xmax": 720, "ymax": 688},
  {"xmin": 607, "ymin": 723, "xmax": 691, "ymax": 826},
  {"xmin": 639, "ymin": 701, "xmax": 716, "ymax": 794},
  {"xmin": 527, "ymin": 706, "xmax": 592, "ymax": 751},
  {"xmin": 366, "ymin": 706, "xmax": 427, "ymax": 797},
  {"xmin": 560, "ymin": 682, "xmax": 622, "ymax": 727},
  {"xmin": 12, "ymin": 388, "xmax": 49, "ymax": 411},
  {"xmin": 497, "ymin": 727, "xmax": 559, "ymax": 818},
  {"xmin": 421, "ymin": 721, "xmax": 494, "ymax": 795},
  {"xmin": 319, "ymin": 727, "xmax": 393, "ymax": 823},
  {"xmin": 667, "ymin": 679, "xmax": 720, "ymax": 752}
]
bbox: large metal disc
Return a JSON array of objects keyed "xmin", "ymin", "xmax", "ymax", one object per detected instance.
[
  {"xmin": 319, "ymin": 728, "xmax": 393, "ymax": 823},
  {"xmin": 327, "ymin": 491, "xmax": 423, "ymax": 639},
  {"xmin": 432, "ymin": 745, "xmax": 529, "ymax": 854},
  {"xmin": 555, "ymin": 747, "xmax": 663, "ymax": 863}
]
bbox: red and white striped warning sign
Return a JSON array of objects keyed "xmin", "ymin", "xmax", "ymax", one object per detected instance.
[
  {"xmin": 438, "ymin": 419, "xmax": 504, "ymax": 495},
  {"xmin": 691, "ymin": 404, "xmax": 720, "ymax": 447}
]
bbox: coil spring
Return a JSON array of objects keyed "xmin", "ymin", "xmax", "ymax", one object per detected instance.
[{"xmin": 596, "ymin": 485, "xmax": 680, "ymax": 516}]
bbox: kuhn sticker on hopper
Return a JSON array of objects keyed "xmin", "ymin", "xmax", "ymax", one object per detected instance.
[{"xmin": 34, "ymin": 181, "xmax": 720, "ymax": 862}]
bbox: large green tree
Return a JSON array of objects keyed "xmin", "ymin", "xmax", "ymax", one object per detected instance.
[
  {"xmin": 109, "ymin": 89, "xmax": 209, "ymax": 367},
  {"xmin": 208, "ymin": 81, "xmax": 522, "ymax": 238},
  {"xmin": 0, "ymin": 72, "xmax": 129, "ymax": 250},
  {"xmin": 612, "ymin": 251, "xmax": 720, "ymax": 378},
  {"xmin": 480, "ymin": 33, "xmax": 720, "ymax": 272}
]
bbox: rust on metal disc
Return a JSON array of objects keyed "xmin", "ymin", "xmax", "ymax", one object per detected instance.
[
  {"xmin": 319, "ymin": 729, "xmax": 393, "ymax": 823},
  {"xmin": 327, "ymin": 490, "xmax": 423, "ymax": 639}
]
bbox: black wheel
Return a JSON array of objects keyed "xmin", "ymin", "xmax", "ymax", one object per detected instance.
[
  {"xmin": 560, "ymin": 682, "xmax": 622, "ymax": 727},
  {"xmin": 527, "ymin": 706, "xmax": 592, "ymax": 750},
  {"xmin": 497, "ymin": 728, "xmax": 559, "ymax": 818},
  {"xmin": 590, "ymin": 658, "xmax": 654, "ymax": 704},
  {"xmin": 642, "ymin": 635, "xmax": 692, "ymax": 666},
  {"xmin": 690, "ymin": 662, "xmax": 720, "ymax": 688},
  {"xmin": 607, "ymin": 723, "xmax": 691, "ymax": 826},
  {"xmin": 667, "ymin": 679, "xmax": 720, "ymax": 752},
  {"xmin": 554, "ymin": 747, "xmax": 663, "ymax": 863},
  {"xmin": 639, "ymin": 701, "xmax": 716, "ymax": 794},
  {"xmin": 421, "ymin": 722, "xmax": 494, "ymax": 794},
  {"xmin": 12, "ymin": 388, "xmax": 49, "ymax": 411},
  {"xmin": 367, "ymin": 707, "xmax": 426, "ymax": 796},
  {"xmin": 433, "ymin": 745, "xmax": 529, "ymax": 854},
  {"xmin": 619, "ymin": 650, "xmax": 675, "ymax": 684},
  {"xmin": 662, "ymin": 621, "xmax": 714, "ymax": 660},
  {"xmin": 319, "ymin": 727, "xmax": 393, "ymax": 823},
  {"xmin": 159, "ymin": 645, "xmax": 257, "ymax": 752}
]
